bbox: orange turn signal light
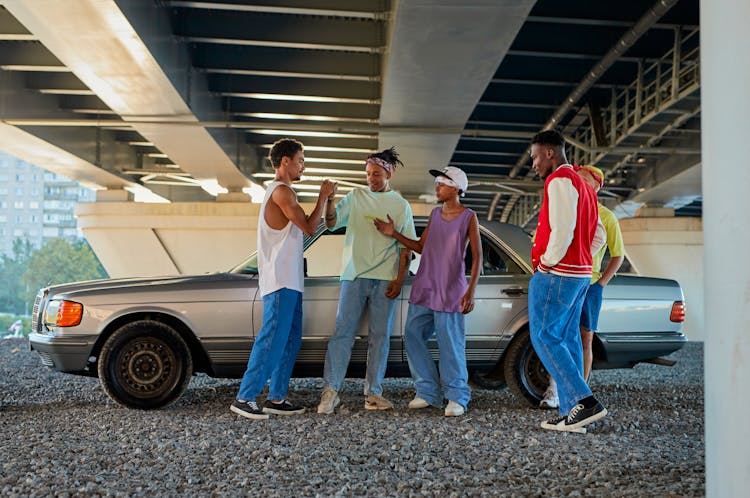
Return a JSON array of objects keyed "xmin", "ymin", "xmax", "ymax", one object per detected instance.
[
  {"xmin": 56, "ymin": 300, "xmax": 83, "ymax": 327},
  {"xmin": 669, "ymin": 301, "xmax": 685, "ymax": 323}
]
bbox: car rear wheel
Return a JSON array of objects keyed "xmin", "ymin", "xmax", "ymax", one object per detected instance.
[
  {"xmin": 97, "ymin": 320, "xmax": 193, "ymax": 409},
  {"xmin": 503, "ymin": 328, "xmax": 549, "ymax": 406}
]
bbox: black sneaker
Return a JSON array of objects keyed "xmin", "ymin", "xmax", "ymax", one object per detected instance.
[
  {"xmin": 262, "ymin": 399, "xmax": 305, "ymax": 415},
  {"xmin": 230, "ymin": 399, "xmax": 269, "ymax": 420},
  {"xmin": 541, "ymin": 400, "xmax": 607, "ymax": 432}
]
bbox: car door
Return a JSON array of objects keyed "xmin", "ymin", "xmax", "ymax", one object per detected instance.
[{"xmin": 399, "ymin": 226, "xmax": 529, "ymax": 370}]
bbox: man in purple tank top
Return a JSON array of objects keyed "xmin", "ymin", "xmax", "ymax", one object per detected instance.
[{"xmin": 374, "ymin": 166, "xmax": 482, "ymax": 416}]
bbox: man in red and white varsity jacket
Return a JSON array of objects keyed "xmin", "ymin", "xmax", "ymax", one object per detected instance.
[{"xmin": 527, "ymin": 129, "xmax": 608, "ymax": 434}]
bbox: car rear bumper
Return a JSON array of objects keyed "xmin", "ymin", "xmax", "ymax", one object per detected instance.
[
  {"xmin": 28, "ymin": 332, "xmax": 98, "ymax": 372},
  {"xmin": 597, "ymin": 331, "xmax": 688, "ymax": 365}
]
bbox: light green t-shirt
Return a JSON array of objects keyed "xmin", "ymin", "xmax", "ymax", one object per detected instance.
[
  {"xmin": 331, "ymin": 188, "xmax": 416, "ymax": 281},
  {"xmin": 591, "ymin": 203, "xmax": 625, "ymax": 283}
]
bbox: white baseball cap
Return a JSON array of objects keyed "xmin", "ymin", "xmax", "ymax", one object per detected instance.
[{"xmin": 429, "ymin": 166, "xmax": 469, "ymax": 196}]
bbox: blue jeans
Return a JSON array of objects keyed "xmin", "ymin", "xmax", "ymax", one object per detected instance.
[
  {"xmin": 580, "ymin": 282, "xmax": 604, "ymax": 331},
  {"xmin": 404, "ymin": 303, "xmax": 470, "ymax": 408},
  {"xmin": 323, "ymin": 278, "xmax": 397, "ymax": 395},
  {"xmin": 528, "ymin": 272, "xmax": 591, "ymax": 415},
  {"xmin": 237, "ymin": 288, "xmax": 302, "ymax": 401}
]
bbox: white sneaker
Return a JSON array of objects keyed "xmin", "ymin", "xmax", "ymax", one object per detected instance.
[
  {"xmin": 539, "ymin": 385, "xmax": 559, "ymax": 409},
  {"xmin": 408, "ymin": 397, "xmax": 430, "ymax": 409},
  {"xmin": 317, "ymin": 387, "xmax": 340, "ymax": 414},
  {"xmin": 444, "ymin": 400, "xmax": 465, "ymax": 417}
]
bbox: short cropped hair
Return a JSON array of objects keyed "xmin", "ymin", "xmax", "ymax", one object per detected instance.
[
  {"xmin": 268, "ymin": 138, "xmax": 304, "ymax": 168},
  {"xmin": 531, "ymin": 129, "xmax": 566, "ymax": 148}
]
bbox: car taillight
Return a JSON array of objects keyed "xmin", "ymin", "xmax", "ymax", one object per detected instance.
[
  {"xmin": 56, "ymin": 301, "xmax": 83, "ymax": 327},
  {"xmin": 670, "ymin": 301, "xmax": 685, "ymax": 323}
]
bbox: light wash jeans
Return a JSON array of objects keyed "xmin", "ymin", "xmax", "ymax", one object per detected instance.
[
  {"xmin": 404, "ymin": 303, "xmax": 471, "ymax": 408},
  {"xmin": 323, "ymin": 278, "xmax": 397, "ymax": 395},
  {"xmin": 528, "ymin": 271, "xmax": 591, "ymax": 415},
  {"xmin": 237, "ymin": 288, "xmax": 302, "ymax": 401}
]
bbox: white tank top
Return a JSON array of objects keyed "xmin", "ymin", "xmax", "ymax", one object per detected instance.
[{"xmin": 257, "ymin": 181, "xmax": 304, "ymax": 296}]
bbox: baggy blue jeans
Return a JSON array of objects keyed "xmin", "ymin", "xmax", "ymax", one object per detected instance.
[
  {"xmin": 404, "ymin": 303, "xmax": 471, "ymax": 408},
  {"xmin": 237, "ymin": 287, "xmax": 302, "ymax": 401},
  {"xmin": 528, "ymin": 271, "xmax": 591, "ymax": 415},
  {"xmin": 323, "ymin": 278, "xmax": 397, "ymax": 396}
]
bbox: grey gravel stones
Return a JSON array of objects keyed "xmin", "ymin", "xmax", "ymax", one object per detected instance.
[{"xmin": 0, "ymin": 339, "xmax": 704, "ymax": 496}]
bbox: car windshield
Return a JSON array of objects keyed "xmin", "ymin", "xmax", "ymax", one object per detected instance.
[
  {"xmin": 229, "ymin": 253, "xmax": 259, "ymax": 274},
  {"xmin": 228, "ymin": 222, "xmax": 332, "ymax": 274},
  {"xmin": 228, "ymin": 218, "xmax": 533, "ymax": 276}
]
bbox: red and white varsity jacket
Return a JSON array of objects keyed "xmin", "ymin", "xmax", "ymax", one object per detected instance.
[{"xmin": 532, "ymin": 164, "xmax": 604, "ymax": 277}]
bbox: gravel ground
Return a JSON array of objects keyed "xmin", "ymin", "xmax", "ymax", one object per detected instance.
[{"xmin": 0, "ymin": 338, "xmax": 704, "ymax": 497}]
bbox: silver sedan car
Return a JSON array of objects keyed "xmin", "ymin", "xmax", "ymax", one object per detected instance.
[{"xmin": 29, "ymin": 219, "xmax": 687, "ymax": 409}]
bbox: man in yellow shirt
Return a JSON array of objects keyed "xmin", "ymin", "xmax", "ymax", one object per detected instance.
[{"xmin": 540, "ymin": 165, "xmax": 625, "ymax": 409}]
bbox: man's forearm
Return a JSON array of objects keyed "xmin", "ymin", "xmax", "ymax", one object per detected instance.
[
  {"xmin": 391, "ymin": 231, "xmax": 421, "ymax": 253},
  {"xmin": 598, "ymin": 255, "xmax": 624, "ymax": 286},
  {"xmin": 395, "ymin": 248, "xmax": 410, "ymax": 282},
  {"xmin": 324, "ymin": 199, "xmax": 337, "ymax": 228},
  {"xmin": 304, "ymin": 195, "xmax": 327, "ymax": 232}
]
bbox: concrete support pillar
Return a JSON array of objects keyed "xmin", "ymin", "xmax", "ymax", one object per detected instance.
[
  {"xmin": 701, "ymin": 0, "xmax": 750, "ymax": 494},
  {"xmin": 95, "ymin": 188, "xmax": 133, "ymax": 202},
  {"xmin": 76, "ymin": 200, "xmax": 437, "ymax": 278}
]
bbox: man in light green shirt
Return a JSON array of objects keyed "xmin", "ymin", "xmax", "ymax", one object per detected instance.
[{"xmin": 317, "ymin": 147, "xmax": 416, "ymax": 414}]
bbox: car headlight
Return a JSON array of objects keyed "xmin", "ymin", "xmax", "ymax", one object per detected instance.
[{"xmin": 44, "ymin": 300, "xmax": 84, "ymax": 327}]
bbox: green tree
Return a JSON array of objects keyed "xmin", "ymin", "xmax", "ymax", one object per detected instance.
[
  {"xmin": 21, "ymin": 238, "xmax": 108, "ymax": 305},
  {"xmin": 0, "ymin": 238, "xmax": 34, "ymax": 314}
]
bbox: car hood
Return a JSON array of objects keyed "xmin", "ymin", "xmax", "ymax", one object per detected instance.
[{"xmin": 44, "ymin": 273, "xmax": 255, "ymax": 300}]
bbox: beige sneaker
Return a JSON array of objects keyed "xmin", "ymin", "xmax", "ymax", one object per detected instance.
[
  {"xmin": 317, "ymin": 387, "xmax": 340, "ymax": 414},
  {"xmin": 445, "ymin": 400, "xmax": 465, "ymax": 417},
  {"xmin": 364, "ymin": 394, "xmax": 394, "ymax": 411},
  {"xmin": 408, "ymin": 397, "xmax": 430, "ymax": 409}
]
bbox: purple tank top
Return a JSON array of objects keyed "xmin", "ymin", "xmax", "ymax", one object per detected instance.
[{"xmin": 409, "ymin": 207, "xmax": 474, "ymax": 312}]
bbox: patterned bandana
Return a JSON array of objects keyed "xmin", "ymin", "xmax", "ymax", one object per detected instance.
[{"xmin": 366, "ymin": 157, "xmax": 395, "ymax": 174}]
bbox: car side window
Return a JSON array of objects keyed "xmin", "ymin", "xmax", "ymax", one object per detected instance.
[
  {"xmin": 304, "ymin": 232, "xmax": 345, "ymax": 277},
  {"xmin": 408, "ymin": 228, "xmax": 524, "ymax": 276},
  {"xmin": 468, "ymin": 234, "xmax": 524, "ymax": 275}
]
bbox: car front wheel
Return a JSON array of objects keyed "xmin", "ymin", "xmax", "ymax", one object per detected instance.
[
  {"xmin": 503, "ymin": 328, "xmax": 549, "ymax": 406},
  {"xmin": 97, "ymin": 320, "xmax": 193, "ymax": 409}
]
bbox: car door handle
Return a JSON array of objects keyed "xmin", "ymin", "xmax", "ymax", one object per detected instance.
[{"xmin": 502, "ymin": 287, "xmax": 527, "ymax": 296}]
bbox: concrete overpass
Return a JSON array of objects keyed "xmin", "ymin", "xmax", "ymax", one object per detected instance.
[
  {"xmin": 1, "ymin": 0, "xmax": 748, "ymax": 494},
  {"xmin": 0, "ymin": 0, "xmax": 705, "ymax": 336}
]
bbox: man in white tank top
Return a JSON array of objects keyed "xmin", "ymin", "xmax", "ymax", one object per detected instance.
[{"xmin": 231, "ymin": 138, "xmax": 336, "ymax": 420}]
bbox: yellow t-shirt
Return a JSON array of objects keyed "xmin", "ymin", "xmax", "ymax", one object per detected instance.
[{"xmin": 591, "ymin": 204, "xmax": 625, "ymax": 283}]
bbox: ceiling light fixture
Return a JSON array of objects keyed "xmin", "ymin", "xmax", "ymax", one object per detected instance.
[
  {"xmin": 249, "ymin": 129, "xmax": 376, "ymax": 139},
  {"xmin": 223, "ymin": 92, "xmax": 379, "ymax": 105},
  {"xmin": 242, "ymin": 112, "xmax": 376, "ymax": 124}
]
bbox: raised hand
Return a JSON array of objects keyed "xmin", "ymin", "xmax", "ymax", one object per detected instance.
[
  {"xmin": 319, "ymin": 179, "xmax": 337, "ymax": 199},
  {"xmin": 373, "ymin": 214, "xmax": 396, "ymax": 237}
]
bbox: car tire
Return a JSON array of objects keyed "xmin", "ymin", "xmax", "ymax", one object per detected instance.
[
  {"xmin": 97, "ymin": 320, "xmax": 193, "ymax": 409},
  {"xmin": 503, "ymin": 328, "xmax": 549, "ymax": 406}
]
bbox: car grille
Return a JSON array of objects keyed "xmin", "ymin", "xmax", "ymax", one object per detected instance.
[
  {"xmin": 31, "ymin": 291, "xmax": 43, "ymax": 333},
  {"xmin": 37, "ymin": 352, "xmax": 55, "ymax": 367}
]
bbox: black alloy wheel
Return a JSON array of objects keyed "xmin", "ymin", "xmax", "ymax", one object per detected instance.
[
  {"xmin": 97, "ymin": 320, "xmax": 193, "ymax": 409},
  {"xmin": 502, "ymin": 328, "xmax": 550, "ymax": 406}
]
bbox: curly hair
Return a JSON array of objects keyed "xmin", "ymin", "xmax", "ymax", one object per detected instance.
[{"xmin": 268, "ymin": 138, "xmax": 304, "ymax": 168}]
